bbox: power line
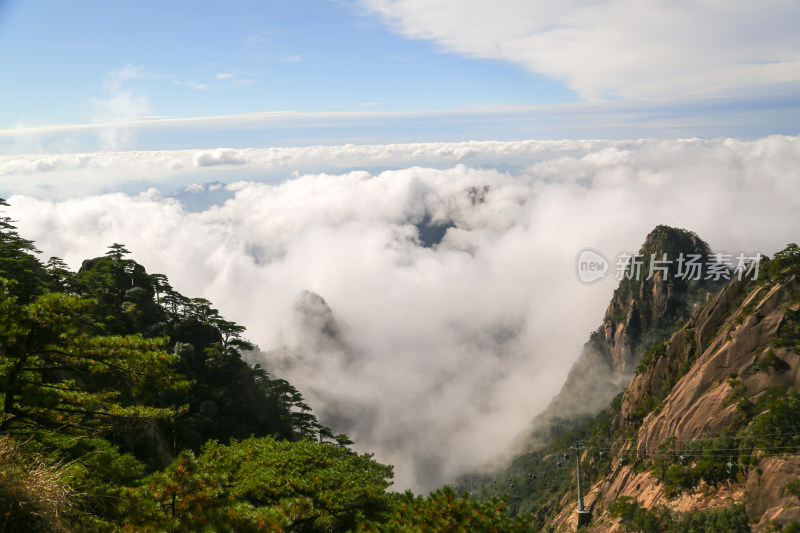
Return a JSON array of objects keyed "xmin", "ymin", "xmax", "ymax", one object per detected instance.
[
  {"xmin": 589, "ymin": 444, "xmax": 800, "ymax": 454},
  {"xmin": 589, "ymin": 430, "xmax": 800, "ymax": 445},
  {"xmin": 467, "ymin": 432, "xmax": 800, "ymax": 490}
]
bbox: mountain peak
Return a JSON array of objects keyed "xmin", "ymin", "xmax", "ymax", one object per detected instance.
[
  {"xmin": 603, "ymin": 225, "xmax": 720, "ymax": 373},
  {"xmin": 641, "ymin": 225, "xmax": 709, "ymax": 256},
  {"xmin": 524, "ymin": 225, "xmax": 724, "ymax": 447}
]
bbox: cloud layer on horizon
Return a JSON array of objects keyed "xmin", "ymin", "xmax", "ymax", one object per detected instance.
[
  {"xmin": 3, "ymin": 94, "xmax": 798, "ymax": 156},
  {"xmin": 358, "ymin": 0, "xmax": 800, "ymax": 100},
  {"xmin": 7, "ymin": 135, "xmax": 799, "ymax": 199},
  {"xmin": 0, "ymin": 138, "xmax": 646, "ymax": 199},
  {"xmin": 4, "ymin": 135, "xmax": 800, "ymax": 491}
]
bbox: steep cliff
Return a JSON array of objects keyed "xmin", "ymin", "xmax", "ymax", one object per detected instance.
[
  {"xmin": 526, "ymin": 226, "xmax": 722, "ymax": 446},
  {"xmin": 546, "ymin": 244, "xmax": 800, "ymax": 532}
]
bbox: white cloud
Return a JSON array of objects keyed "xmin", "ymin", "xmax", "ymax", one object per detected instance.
[
  {"xmin": 173, "ymin": 80, "xmax": 211, "ymax": 91},
  {"xmin": 358, "ymin": 0, "xmax": 800, "ymax": 100},
  {"xmin": 0, "ymin": 139, "xmax": 641, "ymax": 175},
  {"xmin": 85, "ymin": 66, "xmax": 151, "ymax": 150},
  {"xmin": 0, "ymin": 138, "xmax": 646, "ymax": 198},
  {"xmin": 4, "ymin": 135, "xmax": 800, "ymax": 491}
]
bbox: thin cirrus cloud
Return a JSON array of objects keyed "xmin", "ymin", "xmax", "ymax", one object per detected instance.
[
  {"xmin": 214, "ymin": 73, "xmax": 256, "ymax": 84},
  {"xmin": 2, "ymin": 94, "xmax": 799, "ymax": 156},
  {"xmin": 5, "ymin": 134, "xmax": 800, "ymax": 491},
  {"xmin": 173, "ymin": 80, "xmax": 211, "ymax": 91},
  {"xmin": 84, "ymin": 66, "xmax": 151, "ymax": 150},
  {"xmin": 357, "ymin": 0, "xmax": 800, "ymax": 100}
]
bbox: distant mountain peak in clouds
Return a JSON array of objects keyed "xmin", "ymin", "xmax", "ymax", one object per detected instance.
[
  {"xmin": 292, "ymin": 290, "xmax": 347, "ymax": 354},
  {"xmin": 169, "ymin": 181, "xmax": 233, "ymax": 211}
]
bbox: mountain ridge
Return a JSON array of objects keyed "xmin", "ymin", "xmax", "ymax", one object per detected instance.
[
  {"xmin": 547, "ymin": 252, "xmax": 800, "ymax": 531},
  {"xmin": 469, "ymin": 229, "xmax": 800, "ymax": 532},
  {"xmin": 522, "ymin": 225, "xmax": 723, "ymax": 450}
]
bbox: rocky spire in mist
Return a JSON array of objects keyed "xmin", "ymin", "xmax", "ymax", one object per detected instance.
[
  {"xmin": 292, "ymin": 290, "xmax": 347, "ymax": 355},
  {"xmin": 523, "ymin": 225, "xmax": 725, "ymax": 447}
]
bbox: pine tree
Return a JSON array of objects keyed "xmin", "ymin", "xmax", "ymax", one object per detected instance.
[
  {"xmin": 0, "ymin": 198, "xmax": 48, "ymax": 302},
  {"xmin": 0, "ymin": 284, "xmax": 189, "ymax": 438}
]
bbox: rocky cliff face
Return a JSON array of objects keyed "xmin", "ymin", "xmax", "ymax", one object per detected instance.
[
  {"xmin": 547, "ymin": 250, "xmax": 800, "ymax": 531},
  {"xmin": 525, "ymin": 226, "xmax": 721, "ymax": 446},
  {"xmin": 603, "ymin": 226, "xmax": 720, "ymax": 373}
]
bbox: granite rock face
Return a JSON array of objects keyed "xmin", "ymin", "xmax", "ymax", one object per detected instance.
[
  {"xmin": 622, "ymin": 276, "xmax": 800, "ymax": 452},
  {"xmin": 525, "ymin": 226, "xmax": 721, "ymax": 447},
  {"xmin": 548, "ymin": 262, "xmax": 800, "ymax": 531}
]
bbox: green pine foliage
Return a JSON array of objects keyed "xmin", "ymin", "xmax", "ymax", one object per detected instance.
[
  {"xmin": 0, "ymin": 199, "xmax": 51, "ymax": 303},
  {"xmin": 372, "ymin": 487, "xmax": 531, "ymax": 533},
  {"xmin": 761, "ymin": 243, "xmax": 800, "ymax": 284},
  {"xmin": 123, "ymin": 437, "xmax": 393, "ymax": 532},
  {"xmin": 0, "ymin": 287, "xmax": 187, "ymax": 437}
]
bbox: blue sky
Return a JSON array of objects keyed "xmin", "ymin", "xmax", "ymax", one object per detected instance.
[
  {"xmin": 1, "ymin": 0, "xmax": 799, "ymax": 152},
  {"xmin": 0, "ymin": 1, "xmax": 572, "ymax": 121}
]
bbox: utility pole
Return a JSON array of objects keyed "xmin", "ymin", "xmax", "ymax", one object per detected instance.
[{"xmin": 571, "ymin": 441, "xmax": 592, "ymax": 528}]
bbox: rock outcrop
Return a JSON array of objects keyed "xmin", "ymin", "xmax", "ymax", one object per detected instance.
[
  {"xmin": 525, "ymin": 226, "xmax": 722, "ymax": 446},
  {"xmin": 622, "ymin": 276, "xmax": 800, "ymax": 451},
  {"xmin": 548, "ymin": 252, "xmax": 800, "ymax": 531}
]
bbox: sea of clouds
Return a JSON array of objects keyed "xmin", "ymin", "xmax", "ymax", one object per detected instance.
[{"xmin": 3, "ymin": 135, "xmax": 800, "ymax": 491}]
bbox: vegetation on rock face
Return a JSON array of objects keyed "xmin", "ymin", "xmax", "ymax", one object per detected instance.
[
  {"xmin": 605, "ymin": 225, "xmax": 723, "ymax": 357},
  {"xmin": 469, "ymin": 228, "xmax": 729, "ymax": 527},
  {"xmin": 607, "ymin": 497, "xmax": 750, "ymax": 533},
  {"xmin": 761, "ymin": 243, "xmax": 800, "ymax": 284},
  {"xmin": 610, "ymin": 243, "xmax": 800, "ymax": 516},
  {"xmin": 525, "ymin": 226, "xmax": 727, "ymax": 459},
  {"xmin": 0, "ymin": 198, "xmax": 533, "ymax": 531},
  {"xmin": 461, "ymin": 400, "xmax": 623, "ymax": 530}
]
